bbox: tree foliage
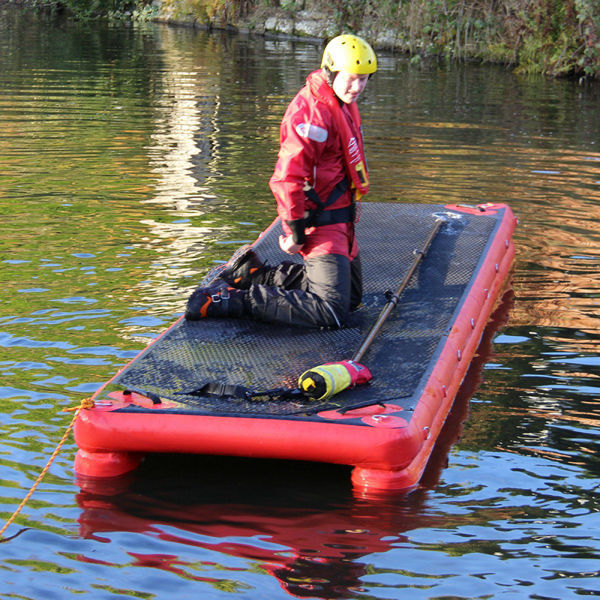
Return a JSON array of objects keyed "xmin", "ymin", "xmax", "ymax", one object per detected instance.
[{"xmin": 49, "ymin": 0, "xmax": 600, "ymax": 77}]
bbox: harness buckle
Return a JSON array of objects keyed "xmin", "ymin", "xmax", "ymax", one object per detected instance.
[{"xmin": 211, "ymin": 287, "xmax": 230, "ymax": 303}]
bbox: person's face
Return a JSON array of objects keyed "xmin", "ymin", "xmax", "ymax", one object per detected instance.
[{"xmin": 332, "ymin": 70, "xmax": 370, "ymax": 104}]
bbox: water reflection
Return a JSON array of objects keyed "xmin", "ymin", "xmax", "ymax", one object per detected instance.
[
  {"xmin": 76, "ymin": 468, "xmax": 420, "ymax": 598},
  {"xmin": 72, "ymin": 290, "xmax": 511, "ymax": 598},
  {"xmin": 73, "ymin": 431, "xmax": 447, "ymax": 598},
  {"xmin": 366, "ymin": 65, "xmax": 600, "ymax": 336},
  {"xmin": 140, "ymin": 30, "xmax": 227, "ymax": 304},
  {"xmin": 467, "ymin": 324, "xmax": 600, "ymax": 481}
]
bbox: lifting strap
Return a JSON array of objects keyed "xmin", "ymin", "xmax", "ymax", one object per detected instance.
[{"xmin": 123, "ymin": 387, "xmax": 162, "ymax": 405}]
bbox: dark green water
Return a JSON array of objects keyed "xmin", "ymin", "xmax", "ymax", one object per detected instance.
[{"xmin": 1, "ymin": 7, "xmax": 599, "ymax": 599}]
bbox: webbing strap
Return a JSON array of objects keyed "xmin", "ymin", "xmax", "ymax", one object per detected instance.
[
  {"xmin": 124, "ymin": 388, "xmax": 162, "ymax": 405},
  {"xmin": 182, "ymin": 382, "xmax": 254, "ymax": 400},
  {"xmin": 311, "ymin": 204, "xmax": 355, "ymax": 226},
  {"xmin": 305, "ymin": 178, "xmax": 352, "ymax": 227},
  {"xmin": 177, "ymin": 382, "xmax": 304, "ymax": 402}
]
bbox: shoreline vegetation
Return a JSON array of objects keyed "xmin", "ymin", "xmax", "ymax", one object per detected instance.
[{"xmin": 9, "ymin": 0, "xmax": 600, "ymax": 78}]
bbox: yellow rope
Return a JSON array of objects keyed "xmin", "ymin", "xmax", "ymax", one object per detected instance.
[{"xmin": 0, "ymin": 397, "xmax": 94, "ymax": 541}]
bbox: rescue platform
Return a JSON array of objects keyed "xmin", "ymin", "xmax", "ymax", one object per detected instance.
[{"xmin": 74, "ymin": 202, "xmax": 516, "ymax": 492}]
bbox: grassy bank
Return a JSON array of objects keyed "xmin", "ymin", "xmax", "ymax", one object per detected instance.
[{"xmin": 35, "ymin": 0, "xmax": 600, "ymax": 78}]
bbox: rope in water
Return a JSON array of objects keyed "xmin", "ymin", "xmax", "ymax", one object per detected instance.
[{"xmin": 0, "ymin": 397, "xmax": 94, "ymax": 541}]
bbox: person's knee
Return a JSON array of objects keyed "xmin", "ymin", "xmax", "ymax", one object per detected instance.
[{"xmin": 320, "ymin": 295, "xmax": 350, "ymax": 328}]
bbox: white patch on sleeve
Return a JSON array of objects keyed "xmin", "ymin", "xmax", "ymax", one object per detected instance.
[{"xmin": 295, "ymin": 122, "xmax": 328, "ymax": 143}]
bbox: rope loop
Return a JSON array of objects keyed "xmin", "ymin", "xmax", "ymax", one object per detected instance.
[
  {"xmin": 63, "ymin": 397, "xmax": 95, "ymax": 412},
  {"xmin": 0, "ymin": 397, "xmax": 93, "ymax": 541}
]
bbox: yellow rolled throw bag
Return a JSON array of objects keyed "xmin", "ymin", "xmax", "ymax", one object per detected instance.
[{"xmin": 298, "ymin": 360, "xmax": 372, "ymax": 401}]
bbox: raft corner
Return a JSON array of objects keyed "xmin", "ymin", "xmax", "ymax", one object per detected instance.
[
  {"xmin": 350, "ymin": 464, "xmax": 420, "ymax": 494},
  {"xmin": 74, "ymin": 448, "xmax": 144, "ymax": 479}
]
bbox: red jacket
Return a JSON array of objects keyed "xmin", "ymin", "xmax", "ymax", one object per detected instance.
[{"xmin": 269, "ymin": 70, "xmax": 368, "ymax": 259}]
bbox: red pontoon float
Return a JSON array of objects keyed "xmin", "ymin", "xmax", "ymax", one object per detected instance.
[{"xmin": 74, "ymin": 202, "xmax": 516, "ymax": 492}]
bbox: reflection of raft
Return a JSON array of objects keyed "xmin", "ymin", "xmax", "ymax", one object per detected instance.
[{"xmin": 74, "ymin": 202, "xmax": 516, "ymax": 492}]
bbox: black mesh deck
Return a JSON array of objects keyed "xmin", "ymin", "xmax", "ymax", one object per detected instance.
[{"xmin": 103, "ymin": 204, "xmax": 497, "ymax": 419}]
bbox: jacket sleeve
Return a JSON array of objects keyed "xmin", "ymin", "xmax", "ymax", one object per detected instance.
[{"xmin": 269, "ymin": 93, "xmax": 330, "ymax": 241}]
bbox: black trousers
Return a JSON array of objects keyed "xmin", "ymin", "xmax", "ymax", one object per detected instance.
[{"xmin": 244, "ymin": 254, "xmax": 362, "ymax": 328}]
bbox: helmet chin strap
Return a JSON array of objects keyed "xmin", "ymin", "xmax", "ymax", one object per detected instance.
[{"xmin": 322, "ymin": 65, "xmax": 337, "ymax": 87}]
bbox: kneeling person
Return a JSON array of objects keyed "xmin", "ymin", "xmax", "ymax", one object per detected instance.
[{"xmin": 186, "ymin": 34, "xmax": 377, "ymax": 329}]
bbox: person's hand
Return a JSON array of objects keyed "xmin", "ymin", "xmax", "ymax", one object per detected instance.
[{"xmin": 279, "ymin": 234, "xmax": 303, "ymax": 255}]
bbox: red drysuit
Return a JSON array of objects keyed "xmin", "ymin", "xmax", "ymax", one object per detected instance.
[{"xmin": 269, "ymin": 69, "xmax": 369, "ymax": 260}]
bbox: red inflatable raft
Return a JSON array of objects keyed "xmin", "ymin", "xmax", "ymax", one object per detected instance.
[{"xmin": 74, "ymin": 202, "xmax": 516, "ymax": 492}]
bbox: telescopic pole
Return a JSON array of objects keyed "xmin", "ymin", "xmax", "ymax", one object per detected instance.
[{"xmin": 352, "ymin": 217, "xmax": 445, "ymax": 364}]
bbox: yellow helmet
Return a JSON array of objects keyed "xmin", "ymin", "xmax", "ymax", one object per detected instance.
[{"xmin": 321, "ymin": 34, "xmax": 377, "ymax": 75}]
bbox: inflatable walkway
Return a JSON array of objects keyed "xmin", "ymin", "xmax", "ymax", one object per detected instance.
[{"xmin": 74, "ymin": 202, "xmax": 516, "ymax": 492}]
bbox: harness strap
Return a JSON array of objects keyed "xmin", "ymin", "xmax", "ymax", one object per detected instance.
[
  {"xmin": 305, "ymin": 178, "xmax": 353, "ymax": 227},
  {"xmin": 311, "ymin": 204, "xmax": 356, "ymax": 226}
]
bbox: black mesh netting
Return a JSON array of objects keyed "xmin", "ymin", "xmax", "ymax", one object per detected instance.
[{"xmin": 103, "ymin": 204, "xmax": 498, "ymax": 418}]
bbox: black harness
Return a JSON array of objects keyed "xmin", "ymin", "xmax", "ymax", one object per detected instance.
[{"xmin": 304, "ymin": 178, "xmax": 355, "ymax": 227}]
